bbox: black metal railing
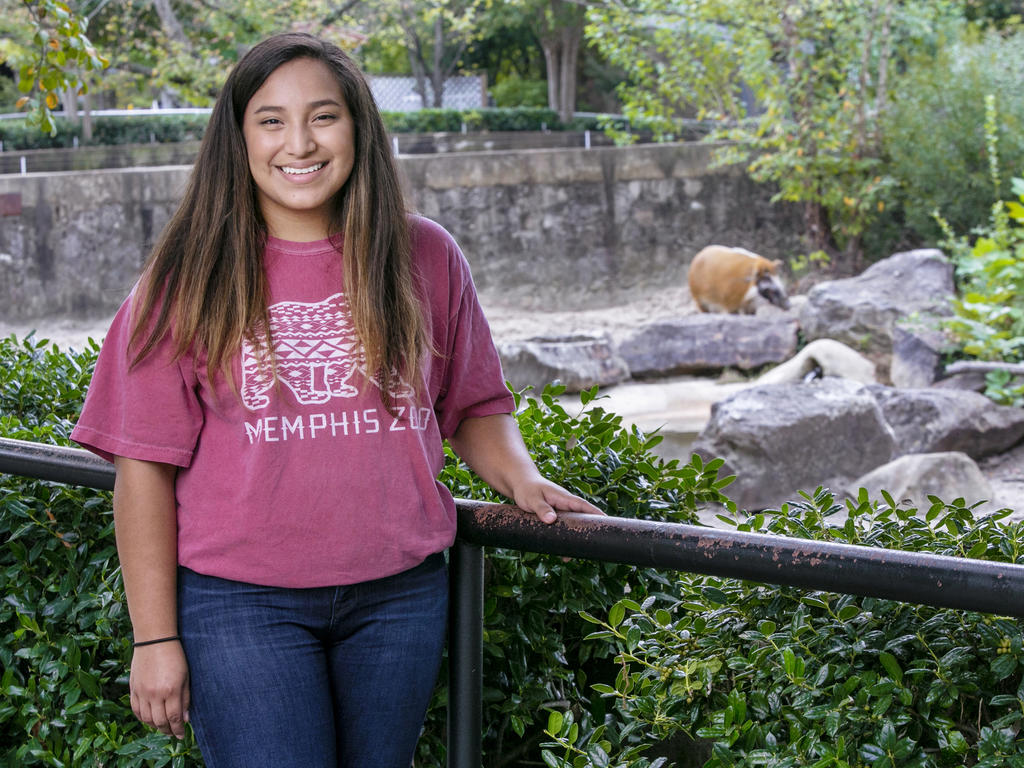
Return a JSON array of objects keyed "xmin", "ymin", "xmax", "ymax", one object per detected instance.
[{"xmin": 4, "ymin": 436, "xmax": 1024, "ymax": 768}]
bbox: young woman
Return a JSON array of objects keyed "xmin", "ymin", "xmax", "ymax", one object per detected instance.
[{"xmin": 72, "ymin": 32, "xmax": 600, "ymax": 768}]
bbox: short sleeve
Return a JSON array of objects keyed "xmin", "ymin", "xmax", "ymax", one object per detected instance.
[
  {"xmin": 71, "ymin": 296, "xmax": 203, "ymax": 466},
  {"xmin": 429, "ymin": 234, "xmax": 515, "ymax": 439}
]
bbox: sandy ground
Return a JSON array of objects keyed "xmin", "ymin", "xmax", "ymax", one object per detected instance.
[{"xmin": 483, "ymin": 284, "xmax": 698, "ymax": 343}]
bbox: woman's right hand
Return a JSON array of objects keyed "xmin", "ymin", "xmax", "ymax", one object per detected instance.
[
  {"xmin": 129, "ymin": 641, "xmax": 191, "ymax": 739},
  {"xmin": 113, "ymin": 457, "xmax": 187, "ymax": 737}
]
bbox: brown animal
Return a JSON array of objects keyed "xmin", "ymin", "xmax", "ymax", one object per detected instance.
[{"xmin": 687, "ymin": 245, "xmax": 790, "ymax": 314}]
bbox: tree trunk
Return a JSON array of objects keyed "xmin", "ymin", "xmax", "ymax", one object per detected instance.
[
  {"xmin": 557, "ymin": 26, "xmax": 580, "ymax": 123},
  {"xmin": 431, "ymin": 14, "xmax": 445, "ymax": 108},
  {"xmin": 409, "ymin": 54, "xmax": 429, "ymax": 109},
  {"xmin": 81, "ymin": 90, "xmax": 93, "ymax": 144},
  {"xmin": 64, "ymin": 86, "xmax": 79, "ymax": 127},
  {"xmin": 875, "ymin": 0, "xmax": 895, "ymax": 122},
  {"xmin": 153, "ymin": 0, "xmax": 189, "ymax": 47},
  {"xmin": 401, "ymin": 7, "xmax": 430, "ymax": 109},
  {"xmin": 542, "ymin": 45, "xmax": 558, "ymax": 116},
  {"xmin": 538, "ymin": 0, "xmax": 583, "ymax": 124},
  {"xmin": 946, "ymin": 361, "xmax": 1024, "ymax": 376}
]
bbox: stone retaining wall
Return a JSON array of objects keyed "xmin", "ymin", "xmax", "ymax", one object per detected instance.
[{"xmin": 0, "ymin": 142, "xmax": 804, "ymax": 321}]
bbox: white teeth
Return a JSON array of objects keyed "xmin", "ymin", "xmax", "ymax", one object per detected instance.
[{"xmin": 281, "ymin": 163, "xmax": 325, "ymax": 175}]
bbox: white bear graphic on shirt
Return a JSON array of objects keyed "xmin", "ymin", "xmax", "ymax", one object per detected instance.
[{"xmin": 240, "ymin": 292, "xmax": 412, "ymax": 411}]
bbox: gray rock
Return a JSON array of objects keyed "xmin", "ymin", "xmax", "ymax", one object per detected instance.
[
  {"xmin": 868, "ymin": 386, "xmax": 1024, "ymax": 460},
  {"xmin": 932, "ymin": 371, "xmax": 989, "ymax": 393},
  {"xmin": 620, "ymin": 315, "xmax": 798, "ymax": 378},
  {"xmin": 692, "ymin": 378, "xmax": 897, "ymax": 511},
  {"xmin": 498, "ymin": 334, "xmax": 630, "ymax": 393},
  {"xmin": 849, "ymin": 452, "xmax": 995, "ymax": 511},
  {"xmin": 890, "ymin": 326, "xmax": 948, "ymax": 388},
  {"xmin": 799, "ymin": 250, "xmax": 954, "ymax": 357}
]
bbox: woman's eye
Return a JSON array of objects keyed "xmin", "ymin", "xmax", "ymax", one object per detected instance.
[
  {"xmin": 313, "ymin": 113, "xmax": 337, "ymax": 122},
  {"xmin": 260, "ymin": 118, "xmax": 282, "ymax": 126}
]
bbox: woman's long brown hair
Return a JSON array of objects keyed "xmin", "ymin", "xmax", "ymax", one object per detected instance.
[{"xmin": 129, "ymin": 33, "xmax": 427, "ymax": 412}]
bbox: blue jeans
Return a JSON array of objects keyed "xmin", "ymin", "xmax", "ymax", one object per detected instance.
[{"xmin": 177, "ymin": 553, "xmax": 448, "ymax": 768}]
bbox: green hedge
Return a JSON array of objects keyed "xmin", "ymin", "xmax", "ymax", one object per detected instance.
[
  {"xmin": 0, "ymin": 108, "xmax": 654, "ymax": 151},
  {"xmin": 544, "ymin": 490, "xmax": 1024, "ymax": 768},
  {"xmin": 8, "ymin": 331, "xmax": 1018, "ymax": 768},
  {"xmin": 0, "ymin": 333, "xmax": 731, "ymax": 767},
  {"xmin": 0, "ymin": 334, "xmax": 202, "ymax": 767},
  {"xmin": 0, "ymin": 115, "xmax": 211, "ymax": 151}
]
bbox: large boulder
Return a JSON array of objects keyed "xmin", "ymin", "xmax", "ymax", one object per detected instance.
[
  {"xmin": 692, "ymin": 378, "xmax": 897, "ymax": 511},
  {"xmin": 890, "ymin": 326, "xmax": 949, "ymax": 388},
  {"xmin": 868, "ymin": 386, "xmax": 1024, "ymax": 460},
  {"xmin": 620, "ymin": 314, "xmax": 798, "ymax": 378},
  {"xmin": 849, "ymin": 452, "xmax": 996, "ymax": 511},
  {"xmin": 497, "ymin": 334, "xmax": 630, "ymax": 393},
  {"xmin": 799, "ymin": 249, "xmax": 954, "ymax": 359}
]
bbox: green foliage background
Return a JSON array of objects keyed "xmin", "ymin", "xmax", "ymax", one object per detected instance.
[{"xmin": 884, "ymin": 27, "xmax": 1024, "ymax": 244}]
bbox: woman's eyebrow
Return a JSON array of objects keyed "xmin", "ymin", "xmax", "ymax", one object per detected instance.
[{"xmin": 252, "ymin": 99, "xmax": 343, "ymax": 115}]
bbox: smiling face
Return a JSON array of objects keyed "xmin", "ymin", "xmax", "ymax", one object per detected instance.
[{"xmin": 242, "ymin": 57, "xmax": 356, "ymax": 241}]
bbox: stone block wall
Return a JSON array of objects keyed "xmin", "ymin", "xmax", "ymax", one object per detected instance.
[
  {"xmin": 0, "ymin": 168, "xmax": 187, "ymax": 320},
  {"xmin": 405, "ymin": 142, "xmax": 804, "ymax": 310},
  {"xmin": 0, "ymin": 142, "xmax": 804, "ymax": 321}
]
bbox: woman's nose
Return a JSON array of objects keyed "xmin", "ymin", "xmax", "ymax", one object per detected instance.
[{"xmin": 285, "ymin": 123, "xmax": 315, "ymax": 155}]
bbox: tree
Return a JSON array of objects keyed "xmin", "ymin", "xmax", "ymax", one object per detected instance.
[
  {"xmin": 366, "ymin": 0, "xmax": 486, "ymax": 108},
  {"xmin": 497, "ymin": 0, "xmax": 585, "ymax": 123},
  {"xmin": 1, "ymin": 0, "xmax": 366, "ymax": 136},
  {"xmin": 586, "ymin": 0, "xmax": 966, "ymax": 261},
  {"xmin": 457, "ymin": 2, "xmax": 548, "ymax": 106},
  {"xmin": 88, "ymin": 0, "xmax": 363, "ymax": 109},
  {"xmin": 0, "ymin": 0, "xmax": 109, "ymax": 134}
]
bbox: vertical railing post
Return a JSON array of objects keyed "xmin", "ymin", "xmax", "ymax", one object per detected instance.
[{"xmin": 448, "ymin": 538, "xmax": 484, "ymax": 768}]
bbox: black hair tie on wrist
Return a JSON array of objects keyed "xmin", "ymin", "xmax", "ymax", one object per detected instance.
[{"xmin": 132, "ymin": 635, "xmax": 181, "ymax": 648}]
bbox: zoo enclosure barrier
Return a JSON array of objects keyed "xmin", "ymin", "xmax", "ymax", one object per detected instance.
[{"xmin": 3, "ymin": 436, "xmax": 1024, "ymax": 768}]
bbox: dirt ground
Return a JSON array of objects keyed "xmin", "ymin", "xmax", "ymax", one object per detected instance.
[{"xmin": 482, "ymin": 283, "xmax": 698, "ymax": 343}]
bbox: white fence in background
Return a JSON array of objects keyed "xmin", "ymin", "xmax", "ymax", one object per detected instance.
[{"xmin": 369, "ymin": 76, "xmax": 487, "ymax": 112}]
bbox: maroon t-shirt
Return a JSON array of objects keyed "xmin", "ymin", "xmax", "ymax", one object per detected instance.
[{"xmin": 72, "ymin": 216, "xmax": 513, "ymax": 587}]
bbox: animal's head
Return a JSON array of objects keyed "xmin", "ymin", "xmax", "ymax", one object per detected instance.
[{"xmin": 755, "ymin": 259, "xmax": 790, "ymax": 309}]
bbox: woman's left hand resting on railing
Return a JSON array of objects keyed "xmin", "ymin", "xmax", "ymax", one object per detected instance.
[{"xmin": 448, "ymin": 412, "xmax": 604, "ymax": 523}]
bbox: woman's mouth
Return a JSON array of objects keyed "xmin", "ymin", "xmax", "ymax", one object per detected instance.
[{"xmin": 280, "ymin": 162, "xmax": 326, "ymax": 176}]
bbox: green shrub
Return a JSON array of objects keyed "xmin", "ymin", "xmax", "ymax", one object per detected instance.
[
  {"xmin": 382, "ymin": 107, "xmax": 564, "ymax": 134},
  {"xmin": 933, "ymin": 95, "xmax": 1024, "ymax": 405},
  {"xmin": 0, "ymin": 75, "xmax": 20, "ymax": 113},
  {"xmin": 383, "ymin": 107, "xmax": 466, "ymax": 133},
  {"xmin": 0, "ymin": 334, "xmax": 735, "ymax": 766},
  {"xmin": 938, "ymin": 175, "xmax": 1024, "ymax": 366},
  {"xmin": 884, "ymin": 26, "xmax": 1024, "ymax": 244},
  {"xmin": 543, "ymin": 489, "xmax": 1024, "ymax": 768},
  {"xmin": 426, "ymin": 384, "xmax": 733, "ymax": 765},
  {"xmin": 0, "ymin": 119, "xmax": 79, "ymax": 150},
  {"xmin": 87, "ymin": 116, "xmax": 208, "ymax": 146},
  {"xmin": 1, "ymin": 107, "xmax": 612, "ymax": 151},
  {"xmin": 490, "ymin": 74, "xmax": 549, "ymax": 109},
  {"xmin": 0, "ymin": 115, "xmax": 211, "ymax": 151},
  {"xmin": 1, "ymin": 334, "xmax": 203, "ymax": 767},
  {"xmin": 6, "ymin": 333, "xmax": 1018, "ymax": 768}
]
